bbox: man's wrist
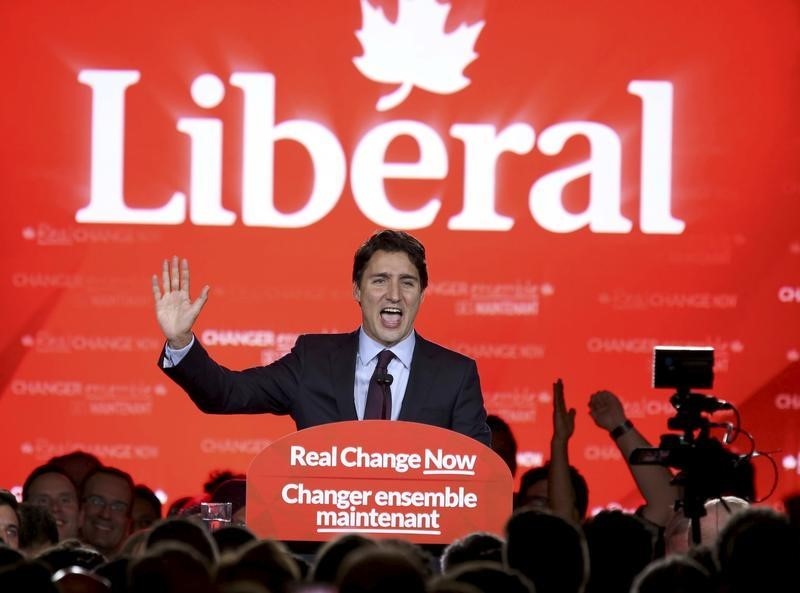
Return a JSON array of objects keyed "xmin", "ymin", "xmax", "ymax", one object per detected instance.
[
  {"xmin": 609, "ymin": 419, "xmax": 634, "ymax": 440},
  {"xmin": 167, "ymin": 334, "xmax": 193, "ymax": 350}
]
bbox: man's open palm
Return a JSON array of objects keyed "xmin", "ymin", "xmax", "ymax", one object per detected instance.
[{"xmin": 151, "ymin": 256, "xmax": 209, "ymax": 348}]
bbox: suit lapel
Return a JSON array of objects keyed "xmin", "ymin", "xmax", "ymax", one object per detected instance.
[
  {"xmin": 331, "ymin": 331, "xmax": 359, "ymax": 421},
  {"xmin": 398, "ymin": 333, "xmax": 437, "ymax": 421}
]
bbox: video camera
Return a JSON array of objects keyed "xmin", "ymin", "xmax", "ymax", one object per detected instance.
[{"xmin": 630, "ymin": 346, "xmax": 752, "ymax": 540}]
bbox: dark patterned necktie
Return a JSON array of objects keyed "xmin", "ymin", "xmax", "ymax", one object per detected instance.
[{"xmin": 364, "ymin": 349, "xmax": 395, "ymax": 419}]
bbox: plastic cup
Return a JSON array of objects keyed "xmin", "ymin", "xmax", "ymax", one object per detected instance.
[{"xmin": 200, "ymin": 501, "xmax": 232, "ymax": 531}]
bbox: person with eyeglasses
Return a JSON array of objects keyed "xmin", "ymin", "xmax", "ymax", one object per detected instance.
[{"xmin": 78, "ymin": 466, "xmax": 134, "ymax": 558}]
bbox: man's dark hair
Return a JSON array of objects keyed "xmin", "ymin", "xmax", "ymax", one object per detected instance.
[
  {"xmin": 0, "ymin": 558, "xmax": 59, "ymax": 593},
  {"xmin": 487, "ymin": 414, "xmax": 518, "ymax": 477},
  {"xmin": 583, "ymin": 510, "xmax": 655, "ymax": 593},
  {"xmin": 440, "ymin": 531, "xmax": 504, "ymax": 573},
  {"xmin": 446, "ymin": 560, "xmax": 535, "ymax": 593},
  {"xmin": 337, "ymin": 545, "xmax": 427, "ymax": 593},
  {"xmin": 134, "ymin": 484, "xmax": 163, "ymax": 518},
  {"xmin": 129, "ymin": 541, "xmax": 213, "ymax": 593},
  {"xmin": 0, "ymin": 490, "xmax": 18, "ymax": 511},
  {"xmin": 17, "ymin": 503, "xmax": 59, "ymax": 550},
  {"xmin": 22, "ymin": 464, "xmax": 77, "ymax": 501},
  {"xmin": 352, "ymin": 230, "xmax": 428, "ymax": 290},
  {"xmin": 37, "ymin": 540, "xmax": 107, "ymax": 572},
  {"xmin": 202, "ymin": 469, "xmax": 244, "ymax": 496},
  {"xmin": 145, "ymin": 517, "xmax": 219, "ymax": 564},
  {"xmin": 715, "ymin": 506, "xmax": 800, "ymax": 593},
  {"xmin": 504, "ymin": 508, "xmax": 589, "ymax": 593},
  {"xmin": 310, "ymin": 533, "xmax": 377, "ymax": 584},
  {"xmin": 211, "ymin": 524, "xmax": 256, "ymax": 555},
  {"xmin": 47, "ymin": 450, "xmax": 102, "ymax": 485}
]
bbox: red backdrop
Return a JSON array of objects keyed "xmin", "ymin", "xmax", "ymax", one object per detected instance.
[{"xmin": 1, "ymin": 0, "xmax": 798, "ymax": 514}]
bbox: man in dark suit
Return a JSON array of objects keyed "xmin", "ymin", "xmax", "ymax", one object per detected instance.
[{"xmin": 152, "ymin": 230, "xmax": 490, "ymax": 445}]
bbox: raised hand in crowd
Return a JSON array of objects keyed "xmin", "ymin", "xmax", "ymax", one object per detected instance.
[
  {"xmin": 547, "ymin": 378, "xmax": 579, "ymax": 522},
  {"xmin": 151, "ymin": 256, "xmax": 210, "ymax": 349},
  {"xmin": 588, "ymin": 390, "xmax": 678, "ymax": 527}
]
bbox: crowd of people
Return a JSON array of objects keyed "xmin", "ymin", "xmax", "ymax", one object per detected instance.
[{"xmin": 2, "ymin": 387, "xmax": 799, "ymax": 593}]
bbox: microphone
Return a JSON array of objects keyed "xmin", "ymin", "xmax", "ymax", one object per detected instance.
[{"xmin": 376, "ymin": 373, "xmax": 393, "ymax": 386}]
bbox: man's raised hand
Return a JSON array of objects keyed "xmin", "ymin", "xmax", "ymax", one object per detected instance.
[
  {"xmin": 151, "ymin": 256, "xmax": 209, "ymax": 349},
  {"xmin": 552, "ymin": 378, "xmax": 576, "ymax": 444},
  {"xmin": 588, "ymin": 390, "xmax": 626, "ymax": 431}
]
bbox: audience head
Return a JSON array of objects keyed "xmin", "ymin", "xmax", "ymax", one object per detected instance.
[
  {"xmin": 583, "ymin": 509, "xmax": 654, "ymax": 593},
  {"xmin": 17, "ymin": 502, "xmax": 59, "ymax": 556},
  {"xmin": 203, "ymin": 470, "xmax": 245, "ymax": 497},
  {"xmin": 37, "ymin": 538, "xmax": 107, "ymax": 572},
  {"xmin": 94, "ymin": 556, "xmax": 130, "ymax": 593},
  {"xmin": 310, "ymin": 533, "xmax": 378, "ymax": 584},
  {"xmin": 698, "ymin": 495, "xmax": 750, "ymax": 547},
  {"xmin": 211, "ymin": 524, "xmax": 256, "ymax": 555},
  {"xmin": 166, "ymin": 496, "xmax": 193, "ymax": 518},
  {"xmin": 515, "ymin": 463, "xmax": 589, "ymax": 520},
  {"xmin": 52, "ymin": 565, "xmax": 112, "ymax": 593},
  {"xmin": 715, "ymin": 506, "xmax": 800, "ymax": 593},
  {"xmin": 630, "ymin": 554, "xmax": 712, "ymax": 593},
  {"xmin": 48, "ymin": 450, "xmax": 102, "ymax": 487},
  {"xmin": 79, "ymin": 466, "xmax": 135, "ymax": 557},
  {"xmin": 145, "ymin": 516, "xmax": 218, "ymax": 564},
  {"xmin": 0, "ymin": 557, "xmax": 59, "ymax": 593},
  {"xmin": 116, "ymin": 528, "xmax": 150, "ymax": 558},
  {"xmin": 379, "ymin": 538, "xmax": 435, "ymax": 577},
  {"xmin": 486, "ymin": 415, "xmax": 518, "ymax": 477},
  {"xmin": 131, "ymin": 484, "xmax": 162, "ymax": 532},
  {"xmin": 440, "ymin": 531, "xmax": 504, "ymax": 573},
  {"xmin": 336, "ymin": 544, "xmax": 427, "ymax": 593},
  {"xmin": 504, "ymin": 507, "xmax": 589, "ymax": 593},
  {"xmin": 129, "ymin": 541, "xmax": 213, "ymax": 593},
  {"xmin": 445, "ymin": 560, "xmax": 535, "ymax": 593},
  {"xmin": 0, "ymin": 490, "xmax": 20, "ymax": 550},
  {"xmin": 664, "ymin": 495, "xmax": 750, "ymax": 554},
  {"xmin": 0, "ymin": 541, "xmax": 24, "ymax": 568},
  {"xmin": 783, "ymin": 490, "xmax": 800, "ymax": 528},
  {"xmin": 215, "ymin": 538, "xmax": 300, "ymax": 593},
  {"xmin": 685, "ymin": 543, "xmax": 721, "ymax": 589},
  {"xmin": 22, "ymin": 463, "xmax": 80, "ymax": 540}
]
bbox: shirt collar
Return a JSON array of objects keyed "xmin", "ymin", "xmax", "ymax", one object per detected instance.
[{"xmin": 357, "ymin": 327, "xmax": 415, "ymax": 369}]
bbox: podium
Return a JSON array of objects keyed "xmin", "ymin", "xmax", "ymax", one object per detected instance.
[{"xmin": 246, "ymin": 420, "xmax": 513, "ymax": 545}]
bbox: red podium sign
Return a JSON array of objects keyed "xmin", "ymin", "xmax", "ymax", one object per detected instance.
[{"xmin": 246, "ymin": 421, "xmax": 513, "ymax": 544}]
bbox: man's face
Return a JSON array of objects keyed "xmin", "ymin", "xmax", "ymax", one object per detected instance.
[
  {"xmin": 27, "ymin": 472, "xmax": 80, "ymax": 540},
  {"xmin": 353, "ymin": 250, "xmax": 424, "ymax": 347},
  {"xmin": 0, "ymin": 505, "xmax": 19, "ymax": 549},
  {"xmin": 518, "ymin": 480, "xmax": 549, "ymax": 510},
  {"xmin": 79, "ymin": 473, "xmax": 132, "ymax": 554}
]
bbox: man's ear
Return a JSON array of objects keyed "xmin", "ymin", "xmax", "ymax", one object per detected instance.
[{"xmin": 352, "ymin": 282, "xmax": 361, "ymax": 303}]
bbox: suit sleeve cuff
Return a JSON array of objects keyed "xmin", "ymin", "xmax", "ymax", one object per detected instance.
[{"xmin": 162, "ymin": 336, "xmax": 195, "ymax": 368}]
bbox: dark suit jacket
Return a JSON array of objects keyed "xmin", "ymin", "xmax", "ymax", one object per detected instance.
[{"xmin": 160, "ymin": 330, "xmax": 491, "ymax": 446}]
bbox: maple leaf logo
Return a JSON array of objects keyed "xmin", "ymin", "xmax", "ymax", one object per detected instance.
[{"xmin": 353, "ymin": 0, "xmax": 485, "ymax": 111}]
